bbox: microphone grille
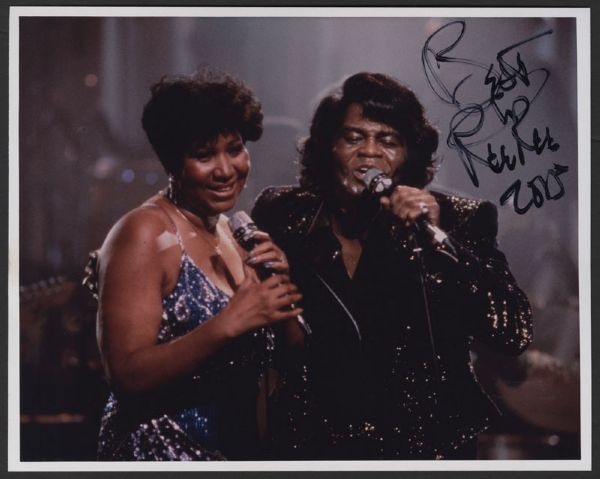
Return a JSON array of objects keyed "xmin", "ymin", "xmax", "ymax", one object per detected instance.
[
  {"xmin": 228, "ymin": 210, "xmax": 253, "ymax": 233},
  {"xmin": 363, "ymin": 168, "xmax": 385, "ymax": 188}
]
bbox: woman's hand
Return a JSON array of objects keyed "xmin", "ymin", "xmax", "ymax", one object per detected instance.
[
  {"xmin": 244, "ymin": 231, "xmax": 290, "ymax": 274},
  {"xmin": 221, "ymin": 266, "xmax": 303, "ymax": 338},
  {"xmin": 236, "ymin": 230, "xmax": 307, "ymax": 346},
  {"xmin": 380, "ymin": 185, "xmax": 440, "ymax": 228}
]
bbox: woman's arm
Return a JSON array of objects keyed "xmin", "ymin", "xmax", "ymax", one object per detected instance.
[{"xmin": 97, "ymin": 208, "xmax": 303, "ymax": 395}]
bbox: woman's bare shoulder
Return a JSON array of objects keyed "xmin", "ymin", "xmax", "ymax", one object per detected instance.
[{"xmin": 100, "ymin": 195, "xmax": 179, "ymax": 262}]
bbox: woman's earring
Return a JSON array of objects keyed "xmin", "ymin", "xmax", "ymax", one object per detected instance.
[{"xmin": 167, "ymin": 175, "xmax": 176, "ymax": 204}]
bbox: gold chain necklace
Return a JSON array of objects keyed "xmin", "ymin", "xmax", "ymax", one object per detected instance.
[
  {"xmin": 169, "ymin": 203, "xmax": 224, "ymax": 257},
  {"xmin": 162, "ymin": 186, "xmax": 239, "ymax": 259},
  {"xmin": 164, "ymin": 191, "xmax": 244, "ymax": 296}
]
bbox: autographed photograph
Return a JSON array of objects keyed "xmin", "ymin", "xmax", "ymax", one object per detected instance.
[{"xmin": 9, "ymin": 7, "xmax": 590, "ymax": 471}]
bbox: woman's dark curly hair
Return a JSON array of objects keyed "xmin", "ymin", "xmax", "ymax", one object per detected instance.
[
  {"xmin": 142, "ymin": 71, "xmax": 263, "ymax": 175},
  {"xmin": 299, "ymin": 72, "xmax": 438, "ymax": 195}
]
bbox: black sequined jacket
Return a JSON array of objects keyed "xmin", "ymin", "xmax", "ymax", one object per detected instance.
[{"xmin": 251, "ymin": 186, "xmax": 533, "ymax": 460}]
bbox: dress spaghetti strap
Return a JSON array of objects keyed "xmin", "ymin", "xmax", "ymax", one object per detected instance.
[{"xmin": 142, "ymin": 202, "xmax": 186, "ymax": 253}]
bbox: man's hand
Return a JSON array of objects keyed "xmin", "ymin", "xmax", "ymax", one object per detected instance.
[{"xmin": 380, "ymin": 186, "xmax": 440, "ymax": 228}]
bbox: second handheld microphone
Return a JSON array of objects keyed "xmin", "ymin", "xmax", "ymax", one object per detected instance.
[{"xmin": 228, "ymin": 211, "xmax": 312, "ymax": 336}]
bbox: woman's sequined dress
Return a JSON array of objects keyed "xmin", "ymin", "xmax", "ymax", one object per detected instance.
[{"xmin": 84, "ymin": 219, "xmax": 271, "ymax": 461}]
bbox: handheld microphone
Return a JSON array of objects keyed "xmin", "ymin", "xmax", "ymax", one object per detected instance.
[
  {"xmin": 228, "ymin": 211, "xmax": 312, "ymax": 336},
  {"xmin": 362, "ymin": 168, "xmax": 457, "ymax": 255}
]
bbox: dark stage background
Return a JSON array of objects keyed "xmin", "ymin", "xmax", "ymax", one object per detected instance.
[{"xmin": 17, "ymin": 15, "xmax": 581, "ymax": 461}]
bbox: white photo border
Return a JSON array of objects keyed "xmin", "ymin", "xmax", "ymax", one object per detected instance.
[{"xmin": 7, "ymin": 5, "xmax": 592, "ymax": 472}]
